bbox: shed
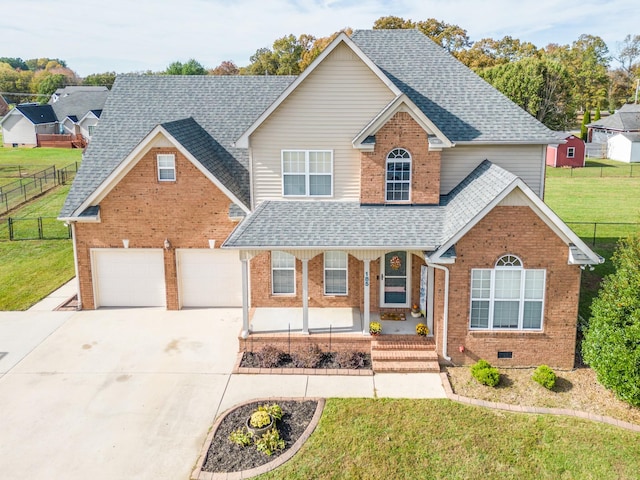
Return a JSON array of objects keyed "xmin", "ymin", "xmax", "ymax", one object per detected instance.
[
  {"xmin": 607, "ymin": 133, "xmax": 640, "ymax": 163},
  {"xmin": 546, "ymin": 133, "xmax": 585, "ymax": 167}
]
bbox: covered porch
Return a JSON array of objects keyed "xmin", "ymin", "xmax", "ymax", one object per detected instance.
[{"xmin": 248, "ymin": 307, "xmax": 428, "ymax": 335}]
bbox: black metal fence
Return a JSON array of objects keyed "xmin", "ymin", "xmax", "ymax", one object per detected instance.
[
  {"xmin": 567, "ymin": 221, "xmax": 640, "ymax": 246},
  {"xmin": 0, "ymin": 216, "xmax": 71, "ymax": 241},
  {"xmin": 0, "ymin": 162, "xmax": 78, "ymax": 215}
]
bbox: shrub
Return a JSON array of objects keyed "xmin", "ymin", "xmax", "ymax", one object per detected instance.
[
  {"xmin": 416, "ymin": 323, "xmax": 429, "ymax": 336},
  {"xmin": 257, "ymin": 345, "xmax": 285, "ymax": 368},
  {"xmin": 470, "ymin": 359, "xmax": 500, "ymax": 387},
  {"xmin": 335, "ymin": 350, "xmax": 367, "ymax": 369},
  {"xmin": 249, "ymin": 410, "xmax": 272, "ymax": 428},
  {"xmin": 258, "ymin": 403, "xmax": 283, "ymax": 422},
  {"xmin": 292, "ymin": 343, "xmax": 324, "ymax": 368},
  {"xmin": 229, "ymin": 427, "xmax": 253, "ymax": 447},
  {"xmin": 369, "ymin": 321, "xmax": 382, "ymax": 335},
  {"xmin": 583, "ymin": 234, "xmax": 640, "ymax": 406},
  {"xmin": 255, "ymin": 428, "xmax": 285, "ymax": 456},
  {"xmin": 532, "ymin": 365, "xmax": 557, "ymax": 390}
]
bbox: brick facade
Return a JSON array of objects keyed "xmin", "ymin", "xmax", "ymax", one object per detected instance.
[
  {"xmin": 360, "ymin": 111, "xmax": 441, "ymax": 205},
  {"xmin": 74, "ymin": 146, "xmax": 239, "ymax": 310},
  {"xmin": 439, "ymin": 206, "xmax": 581, "ymax": 369}
]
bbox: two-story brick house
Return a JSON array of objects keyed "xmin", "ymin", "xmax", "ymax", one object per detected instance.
[{"xmin": 60, "ymin": 30, "xmax": 601, "ymax": 369}]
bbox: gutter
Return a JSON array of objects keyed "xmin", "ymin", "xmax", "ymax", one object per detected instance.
[{"xmin": 426, "ymin": 261, "xmax": 451, "ymax": 362}]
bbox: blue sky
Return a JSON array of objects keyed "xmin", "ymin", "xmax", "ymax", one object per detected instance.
[{"xmin": 1, "ymin": 0, "xmax": 637, "ymax": 76}]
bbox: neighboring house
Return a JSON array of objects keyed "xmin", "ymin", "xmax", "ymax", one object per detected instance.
[
  {"xmin": 607, "ymin": 133, "xmax": 640, "ymax": 163},
  {"xmin": 0, "ymin": 89, "xmax": 108, "ymax": 147},
  {"xmin": 50, "ymin": 85, "xmax": 108, "ymax": 103},
  {"xmin": 0, "ymin": 104, "xmax": 57, "ymax": 146},
  {"xmin": 587, "ymin": 104, "xmax": 640, "ymax": 144},
  {"xmin": 546, "ymin": 133, "xmax": 585, "ymax": 167},
  {"xmin": 59, "ymin": 30, "xmax": 602, "ymax": 369}
]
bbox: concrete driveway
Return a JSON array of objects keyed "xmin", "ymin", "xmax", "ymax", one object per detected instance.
[
  {"xmin": 0, "ymin": 307, "xmax": 242, "ymax": 480},
  {"xmin": 0, "ymin": 286, "xmax": 445, "ymax": 479}
]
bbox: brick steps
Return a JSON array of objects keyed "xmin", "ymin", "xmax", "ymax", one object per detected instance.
[{"xmin": 371, "ymin": 336, "xmax": 440, "ymax": 373}]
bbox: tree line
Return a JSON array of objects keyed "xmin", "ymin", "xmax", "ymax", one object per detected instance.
[{"xmin": 2, "ymin": 16, "xmax": 638, "ymax": 130}]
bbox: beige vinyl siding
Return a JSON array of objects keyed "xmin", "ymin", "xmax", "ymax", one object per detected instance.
[
  {"xmin": 441, "ymin": 145, "xmax": 546, "ymax": 197},
  {"xmin": 2, "ymin": 113, "xmax": 38, "ymax": 145},
  {"xmin": 251, "ymin": 43, "xmax": 395, "ymax": 204}
]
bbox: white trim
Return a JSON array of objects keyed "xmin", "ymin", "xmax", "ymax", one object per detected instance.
[
  {"xmin": 71, "ymin": 125, "xmax": 251, "ymax": 217},
  {"xmin": 71, "ymin": 223, "xmax": 82, "ymax": 310},
  {"xmin": 157, "ymin": 153, "xmax": 176, "ymax": 182},
  {"xmin": 234, "ymin": 33, "xmax": 402, "ymax": 148},
  {"xmin": 380, "ymin": 251, "xmax": 412, "ymax": 308},
  {"xmin": 566, "ymin": 146, "xmax": 576, "ymax": 158},
  {"xmin": 429, "ymin": 179, "xmax": 602, "ymax": 265},
  {"xmin": 352, "ymin": 95, "xmax": 453, "ymax": 149}
]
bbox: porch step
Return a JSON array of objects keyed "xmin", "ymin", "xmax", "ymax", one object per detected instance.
[{"xmin": 371, "ymin": 335, "xmax": 439, "ymax": 373}]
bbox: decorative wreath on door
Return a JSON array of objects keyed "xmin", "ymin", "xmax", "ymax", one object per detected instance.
[{"xmin": 390, "ymin": 255, "xmax": 402, "ymax": 270}]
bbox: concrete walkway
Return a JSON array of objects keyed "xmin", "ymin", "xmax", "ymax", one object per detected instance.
[{"xmin": 0, "ymin": 281, "xmax": 446, "ymax": 480}]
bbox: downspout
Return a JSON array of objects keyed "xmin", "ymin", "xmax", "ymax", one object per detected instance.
[{"xmin": 426, "ymin": 261, "xmax": 451, "ymax": 362}]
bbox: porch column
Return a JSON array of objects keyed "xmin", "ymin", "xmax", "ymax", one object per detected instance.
[
  {"xmin": 302, "ymin": 258, "xmax": 309, "ymax": 335},
  {"xmin": 239, "ymin": 251, "xmax": 254, "ymax": 339},
  {"xmin": 363, "ymin": 259, "xmax": 371, "ymax": 335}
]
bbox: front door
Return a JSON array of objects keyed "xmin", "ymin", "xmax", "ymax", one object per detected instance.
[{"xmin": 380, "ymin": 251, "xmax": 411, "ymax": 307}]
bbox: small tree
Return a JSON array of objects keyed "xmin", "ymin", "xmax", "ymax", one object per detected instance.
[
  {"xmin": 582, "ymin": 234, "xmax": 640, "ymax": 406},
  {"xmin": 580, "ymin": 109, "xmax": 591, "ymax": 141},
  {"xmin": 593, "ymin": 106, "xmax": 601, "ymax": 122}
]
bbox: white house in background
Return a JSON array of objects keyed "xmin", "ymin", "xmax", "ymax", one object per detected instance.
[
  {"xmin": 608, "ymin": 133, "xmax": 640, "ymax": 163},
  {"xmin": 78, "ymin": 109, "xmax": 102, "ymax": 140},
  {"xmin": 0, "ymin": 104, "xmax": 58, "ymax": 146},
  {"xmin": 50, "ymin": 86, "xmax": 108, "ymax": 103}
]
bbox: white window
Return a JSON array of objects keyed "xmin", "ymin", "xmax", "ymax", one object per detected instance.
[
  {"xmin": 470, "ymin": 255, "xmax": 545, "ymax": 330},
  {"xmin": 157, "ymin": 154, "xmax": 176, "ymax": 181},
  {"xmin": 87, "ymin": 125, "xmax": 95, "ymax": 136},
  {"xmin": 282, "ymin": 150, "xmax": 332, "ymax": 197},
  {"xmin": 324, "ymin": 251, "xmax": 348, "ymax": 295},
  {"xmin": 386, "ymin": 148, "xmax": 411, "ymax": 202},
  {"xmin": 271, "ymin": 251, "xmax": 295, "ymax": 295},
  {"xmin": 567, "ymin": 147, "xmax": 575, "ymax": 158}
]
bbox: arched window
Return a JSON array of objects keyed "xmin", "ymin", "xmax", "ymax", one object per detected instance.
[
  {"xmin": 470, "ymin": 254, "xmax": 545, "ymax": 331},
  {"xmin": 385, "ymin": 148, "xmax": 411, "ymax": 202}
]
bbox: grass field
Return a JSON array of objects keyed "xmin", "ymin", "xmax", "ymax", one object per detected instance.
[
  {"xmin": 257, "ymin": 398, "xmax": 640, "ymax": 480},
  {"xmin": 0, "ymin": 144, "xmax": 82, "ymax": 170}
]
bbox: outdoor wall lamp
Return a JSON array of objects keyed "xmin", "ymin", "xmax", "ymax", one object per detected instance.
[
  {"xmin": 122, "ymin": 239, "xmax": 129, "ymax": 248},
  {"xmin": 163, "ymin": 238, "xmax": 171, "ymax": 250},
  {"xmin": 208, "ymin": 239, "xmax": 216, "ymax": 249},
  {"xmin": 459, "ymin": 345, "xmax": 465, "ymax": 353}
]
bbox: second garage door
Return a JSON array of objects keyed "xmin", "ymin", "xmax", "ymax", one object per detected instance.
[{"xmin": 177, "ymin": 249, "xmax": 243, "ymax": 307}]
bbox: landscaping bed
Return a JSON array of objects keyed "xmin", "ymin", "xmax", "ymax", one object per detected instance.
[
  {"xmin": 446, "ymin": 366, "xmax": 640, "ymax": 425},
  {"xmin": 201, "ymin": 400, "xmax": 319, "ymax": 473},
  {"xmin": 240, "ymin": 345, "xmax": 371, "ymax": 370}
]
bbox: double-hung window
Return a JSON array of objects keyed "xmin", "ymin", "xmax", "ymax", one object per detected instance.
[
  {"xmin": 324, "ymin": 251, "xmax": 348, "ymax": 295},
  {"xmin": 470, "ymin": 255, "xmax": 545, "ymax": 330},
  {"xmin": 272, "ymin": 251, "xmax": 296, "ymax": 295},
  {"xmin": 282, "ymin": 150, "xmax": 332, "ymax": 197},
  {"xmin": 567, "ymin": 147, "xmax": 575, "ymax": 158},
  {"xmin": 157, "ymin": 154, "xmax": 176, "ymax": 181},
  {"xmin": 386, "ymin": 148, "xmax": 411, "ymax": 202}
]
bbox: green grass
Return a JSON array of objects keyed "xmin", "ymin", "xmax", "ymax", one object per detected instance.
[
  {"xmin": 258, "ymin": 398, "xmax": 640, "ymax": 480},
  {"xmin": 546, "ymin": 158, "xmax": 640, "ymax": 179},
  {"xmin": 0, "ymin": 144, "xmax": 82, "ymax": 170},
  {"xmin": 0, "ymin": 184, "xmax": 74, "ymax": 310}
]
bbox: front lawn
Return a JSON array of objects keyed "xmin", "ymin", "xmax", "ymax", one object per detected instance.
[
  {"xmin": 0, "ymin": 143, "xmax": 82, "ymax": 170},
  {"xmin": 257, "ymin": 398, "xmax": 640, "ymax": 479}
]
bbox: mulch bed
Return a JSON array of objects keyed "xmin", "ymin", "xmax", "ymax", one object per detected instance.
[
  {"xmin": 240, "ymin": 352, "xmax": 371, "ymax": 369},
  {"xmin": 202, "ymin": 400, "xmax": 318, "ymax": 473}
]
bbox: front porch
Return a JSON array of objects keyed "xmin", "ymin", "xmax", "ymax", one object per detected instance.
[{"xmin": 248, "ymin": 307, "xmax": 429, "ymax": 335}]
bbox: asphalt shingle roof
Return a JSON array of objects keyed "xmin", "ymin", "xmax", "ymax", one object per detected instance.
[
  {"xmin": 60, "ymin": 75, "xmax": 295, "ymax": 217},
  {"xmin": 588, "ymin": 104, "xmax": 640, "ymax": 131},
  {"xmin": 223, "ymin": 160, "xmax": 515, "ymax": 249},
  {"xmin": 16, "ymin": 104, "xmax": 57, "ymax": 124},
  {"xmin": 350, "ymin": 29, "xmax": 556, "ymax": 143},
  {"xmin": 50, "ymin": 90, "xmax": 109, "ymax": 124}
]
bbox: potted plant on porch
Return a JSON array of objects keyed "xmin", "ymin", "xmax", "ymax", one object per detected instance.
[{"xmin": 369, "ymin": 321, "xmax": 382, "ymax": 335}]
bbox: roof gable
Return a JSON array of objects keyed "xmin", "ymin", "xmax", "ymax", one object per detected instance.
[
  {"xmin": 588, "ymin": 105, "xmax": 640, "ymax": 131},
  {"xmin": 13, "ymin": 104, "xmax": 57, "ymax": 124}
]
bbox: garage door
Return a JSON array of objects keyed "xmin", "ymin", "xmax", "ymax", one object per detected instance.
[
  {"xmin": 92, "ymin": 249, "xmax": 166, "ymax": 307},
  {"xmin": 177, "ymin": 249, "xmax": 243, "ymax": 307}
]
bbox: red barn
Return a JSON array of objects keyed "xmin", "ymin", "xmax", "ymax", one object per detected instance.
[{"xmin": 546, "ymin": 133, "xmax": 585, "ymax": 167}]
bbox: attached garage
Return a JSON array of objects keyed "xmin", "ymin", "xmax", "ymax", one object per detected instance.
[
  {"xmin": 177, "ymin": 249, "xmax": 243, "ymax": 307},
  {"xmin": 91, "ymin": 249, "xmax": 166, "ymax": 307}
]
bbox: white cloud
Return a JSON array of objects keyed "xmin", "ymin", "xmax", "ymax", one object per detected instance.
[{"xmin": 0, "ymin": 0, "xmax": 637, "ymax": 76}]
